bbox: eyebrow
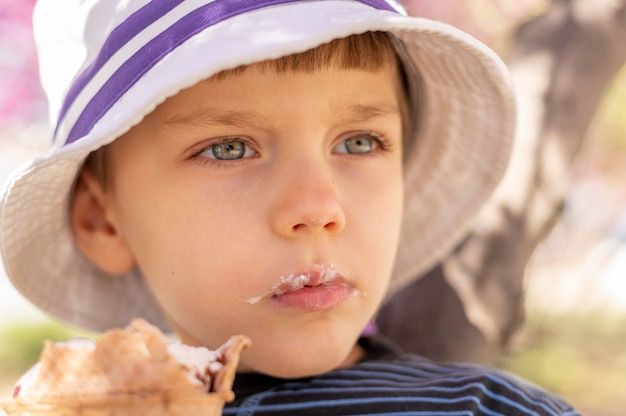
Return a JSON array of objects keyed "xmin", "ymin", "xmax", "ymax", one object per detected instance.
[
  {"xmin": 331, "ymin": 102, "xmax": 400, "ymax": 125},
  {"xmin": 162, "ymin": 108, "xmax": 274, "ymax": 130},
  {"xmin": 161, "ymin": 101, "xmax": 400, "ymax": 132}
]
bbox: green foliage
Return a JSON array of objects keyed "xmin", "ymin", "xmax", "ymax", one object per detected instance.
[
  {"xmin": 499, "ymin": 312, "xmax": 626, "ymax": 415},
  {"xmin": 596, "ymin": 67, "xmax": 626, "ymax": 151}
]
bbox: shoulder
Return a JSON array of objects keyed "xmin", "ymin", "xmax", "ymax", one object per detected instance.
[
  {"xmin": 360, "ymin": 354, "xmax": 578, "ymax": 414},
  {"xmin": 225, "ymin": 353, "xmax": 579, "ymax": 415}
]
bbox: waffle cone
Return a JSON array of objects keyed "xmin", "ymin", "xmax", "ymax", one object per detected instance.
[
  {"xmin": 1, "ymin": 320, "xmax": 251, "ymax": 416},
  {"xmin": 2, "ymin": 391, "xmax": 224, "ymax": 415}
]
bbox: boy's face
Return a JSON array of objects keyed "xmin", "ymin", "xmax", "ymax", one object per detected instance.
[{"xmin": 87, "ymin": 61, "xmax": 405, "ymax": 377}]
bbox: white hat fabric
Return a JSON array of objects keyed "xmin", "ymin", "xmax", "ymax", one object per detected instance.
[{"xmin": 0, "ymin": 0, "xmax": 516, "ymax": 332}]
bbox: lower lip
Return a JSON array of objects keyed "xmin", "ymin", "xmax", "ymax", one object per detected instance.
[{"xmin": 272, "ymin": 284, "xmax": 354, "ymax": 311}]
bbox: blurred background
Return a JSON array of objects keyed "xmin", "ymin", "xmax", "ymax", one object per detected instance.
[{"xmin": 0, "ymin": 1, "xmax": 625, "ymax": 415}]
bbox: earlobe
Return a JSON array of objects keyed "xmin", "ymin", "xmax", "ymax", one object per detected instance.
[{"xmin": 71, "ymin": 168, "xmax": 136, "ymax": 275}]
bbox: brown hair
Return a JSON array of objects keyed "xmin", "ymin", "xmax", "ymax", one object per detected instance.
[
  {"xmin": 84, "ymin": 32, "xmax": 409, "ymax": 187},
  {"xmin": 218, "ymin": 31, "xmax": 400, "ymax": 75}
]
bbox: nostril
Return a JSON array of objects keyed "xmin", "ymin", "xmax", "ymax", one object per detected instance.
[
  {"xmin": 292, "ymin": 223, "xmax": 307, "ymax": 231},
  {"xmin": 291, "ymin": 217, "xmax": 335, "ymax": 232},
  {"xmin": 323, "ymin": 221, "xmax": 340, "ymax": 233}
]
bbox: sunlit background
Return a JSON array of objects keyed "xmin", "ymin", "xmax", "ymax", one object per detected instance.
[{"xmin": 1, "ymin": 1, "xmax": 625, "ymax": 415}]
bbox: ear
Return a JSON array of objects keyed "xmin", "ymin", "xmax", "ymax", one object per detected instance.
[{"xmin": 71, "ymin": 167, "xmax": 136, "ymax": 275}]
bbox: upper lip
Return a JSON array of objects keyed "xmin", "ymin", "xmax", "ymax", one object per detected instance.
[
  {"xmin": 244, "ymin": 264, "xmax": 346, "ymax": 304},
  {"xmin": 271, "ymin": 266, "xmax": 342, "ymax": 297}
]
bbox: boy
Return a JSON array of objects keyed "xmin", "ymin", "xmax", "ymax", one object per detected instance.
[{"xmin": 1, "ymin": 0, "xmax": 578, "ymax": 414}]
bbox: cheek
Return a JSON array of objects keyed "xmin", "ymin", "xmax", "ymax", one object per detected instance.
[
  {"xmin": 358, "ymin": 155, "xmax": 404, "ymax": 227},
  {"xmin": 113, "ymin": 186, "xmax": 230, "ymax": 268},
  {"xmin": 343, "ymin": 162, "xmax": 404, "ymax": 283},
  {"xmin": 108, "ymin": 182, "xmax": 248, "ymax": 337},
  {"xmin": 371, "ymin": 189, "xmax": 403, "ymax": 275},
  {"xmin": 107, "ymin": 163, "xmax": 265, "ymax": 294}
]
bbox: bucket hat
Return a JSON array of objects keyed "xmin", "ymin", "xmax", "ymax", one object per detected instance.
[{"xmin": 0, "ymin": 0, "xmax": 516, "ymax": 332}]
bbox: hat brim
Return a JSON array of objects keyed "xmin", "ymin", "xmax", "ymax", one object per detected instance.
[{"xmin": 0, "ymin": 1, "xmax": 515, "ymax": 332}]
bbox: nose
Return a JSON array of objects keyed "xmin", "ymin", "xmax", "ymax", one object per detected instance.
[{"xmin": 270, "ymin": 158, "xmax": 346, "ymax": 238}]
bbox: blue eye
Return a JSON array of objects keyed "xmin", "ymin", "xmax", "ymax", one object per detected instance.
[
  {"xmin": 335, "ymin": 133, "xmax": 379, "ymax": 154},
  {"xmin": 198, "ymin": 139, "xmax": 255, "ymax": 160}
]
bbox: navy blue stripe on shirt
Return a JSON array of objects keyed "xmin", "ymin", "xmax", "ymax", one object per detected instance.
[
  {"xmin": 225, "ymin": 395, "xmax": 517, "ymax": 415},
  {"xmin": 225, "ymin": 354, "xmax": 578, "ymax": 415},
  {"xmin": 292, "ymin": 368, "xmax": 555, "ymax": 415},
  {"xmin": 256, "ymin": 382, "xmax": 553, "ymax": 416},
  {"xmin": 343, "ymin": 359, "xmax": 565, "ymax": 416}
]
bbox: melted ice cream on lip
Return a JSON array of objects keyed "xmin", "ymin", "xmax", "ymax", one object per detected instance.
[{"xmin": 244, "ymin": 264, "xmax": 349, "ymax": 304}]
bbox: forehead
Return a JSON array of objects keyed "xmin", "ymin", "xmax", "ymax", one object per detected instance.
[{"xmin": 146, "ymin": 62, "xmax": 406, "ymax": 129}]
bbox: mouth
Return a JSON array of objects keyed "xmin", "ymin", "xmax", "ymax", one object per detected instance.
[{"xmin": 244, "ymin": 265, "xmax": 357, "ymax": 311}]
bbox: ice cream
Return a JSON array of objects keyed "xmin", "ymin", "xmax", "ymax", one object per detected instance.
[{"xmin": 1, "ymin": 319, "xmax": 250, "ymax": 415}]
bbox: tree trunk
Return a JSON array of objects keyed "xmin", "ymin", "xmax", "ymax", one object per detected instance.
[{"xmin": 377, "ymin": 0, "xmax": 626, "ymax": 363}]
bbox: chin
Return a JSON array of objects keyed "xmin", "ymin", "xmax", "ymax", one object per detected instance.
[
  {"xmin": 253, "ymin": 354, "xmax": 351, "ymax": 379},
  {"xmin": 243, "ymin": 333, "xmax": 361, "ymax": 379}
]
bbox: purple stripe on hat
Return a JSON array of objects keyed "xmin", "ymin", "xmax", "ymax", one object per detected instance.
[
  {"xmin": 56, "ymin": 0, "xmax": 185, "ymax": 132},
  {"xmin": 61, "ymin": 0, "xmax": 400, "ymax": 145}
]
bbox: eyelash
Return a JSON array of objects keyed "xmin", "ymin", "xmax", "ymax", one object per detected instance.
[
  {"xmin": 189, "ymin": 131, "xmax": 393, "ymax": 167},
  {"xmin": 358, "ymin": 131, "xmax": 392, "ymax": 152},
  {"xmin": 335, "ymin": 132, "xmax": 394, "ymax": 157},
  {"xmin": 189, "ymin": 137, "xmax": 258, "ymax": 167}
]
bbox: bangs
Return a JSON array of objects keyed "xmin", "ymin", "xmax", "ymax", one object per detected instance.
[{"xmin": 215, "ymin": 32, "xmax": 399, "ymax": 78}]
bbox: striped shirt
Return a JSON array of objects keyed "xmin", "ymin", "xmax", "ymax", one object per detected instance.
[{"xmin": 224, "ymin": 337, "xmax": 578, "ymax": 416}]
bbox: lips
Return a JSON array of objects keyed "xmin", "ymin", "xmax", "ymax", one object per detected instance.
[
  {"xmin": 245, "ymin": 265, "xmax": 357, "ymax": 311},
  {"xmin": 271, "ymin": 283, "xmax": 355, "ymax": 311},
  {"xmin": 271, "ymin": 267, "xmax": 339, "ymax": 296}
]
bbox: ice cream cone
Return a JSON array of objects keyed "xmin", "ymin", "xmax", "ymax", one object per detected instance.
[
  {"xmin": 1, "ymin": 320, "xmax": 251, "ymax": 416},
  {"xmin": 2, "ymin": 391, "xmax": 225, "ymax": 415}
]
